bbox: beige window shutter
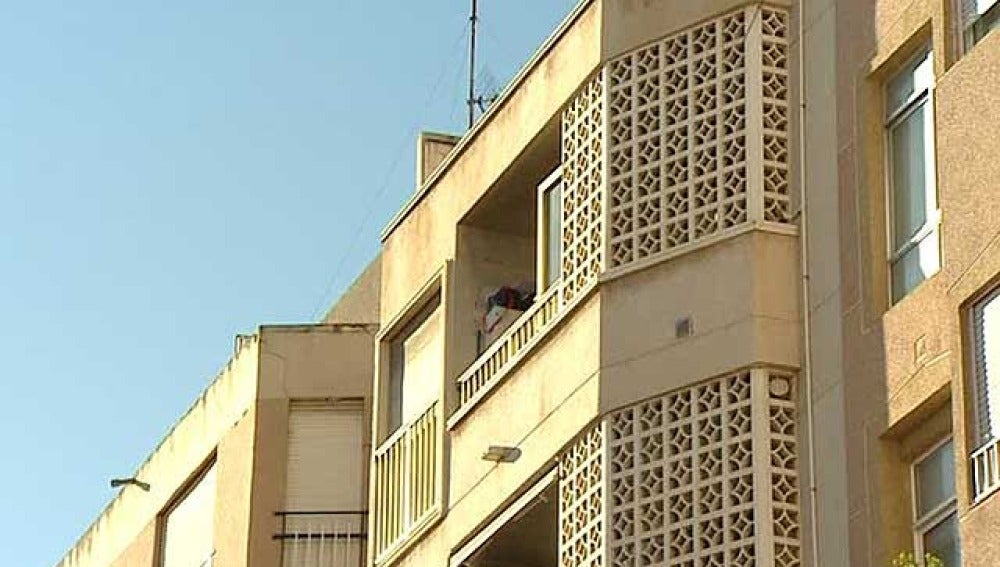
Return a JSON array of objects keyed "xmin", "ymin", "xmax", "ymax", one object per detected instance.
[{"xmin": 285, "ymin": 403, "xmax": 365, "ymax": 512}]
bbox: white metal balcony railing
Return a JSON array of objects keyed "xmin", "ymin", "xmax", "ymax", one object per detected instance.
[
  {"xmin": 972, "ymin": 437, "xmax": 1000, "ymax": 502},
  {"xmin": 456, "ymin": 284, "xmax": 563, "ymax": 410},
  {"xmin": 372, "ymin": 401, "xmax": 440, "ymax": 562},
  {"xmin": 274, "ymin": 511, "xmax": 367, "ymax": 567}
]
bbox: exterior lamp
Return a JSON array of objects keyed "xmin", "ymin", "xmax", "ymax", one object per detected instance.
[
  {"xmin": 482, "ymin": 445, "xmax": 521, "ymax": 463},
  {"xmin": 110, "ymin": 477, "xmax": 151, "ymax": 491}
]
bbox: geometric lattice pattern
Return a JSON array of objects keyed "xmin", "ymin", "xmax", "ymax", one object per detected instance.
[
  {"xmin": 607, "ymin": 371, "xmax": 756, "ymax": 566},
  {"xmin": 768, "ymin": 371, "xmax": 801, "ymax": 566},
  {"xmin": 761, "ymin": 8, "xmax": 791, "ymax": 223},
  {"xmin": 604, "ymin": 368, "xmax": 801, "ymax": 567},
  {"xmin": 605, "ymin": 6, "xmax": 793, "ymax": 271},
  {"xmin": 561, "ymin": 74, "xmax": 605, "ymax": 304},
  {"xmin": 607, "ymin": 10, "xmax": 750, "ymax": 268},
  {"xmin": 559, "ymin": 424, "xmax": 605, "ymax": 567}
]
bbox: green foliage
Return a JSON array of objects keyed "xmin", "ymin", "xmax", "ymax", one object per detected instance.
[{"xmin": 890, "ymin": 551, "xmax": 944, "ymax": 567}]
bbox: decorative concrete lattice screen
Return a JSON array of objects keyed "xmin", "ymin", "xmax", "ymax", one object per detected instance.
[
  {"xmin": 561, "ymin": 74, "xmax": 606, "ymax": 304},
  {"xmin": 760, "ymin": 8, "xmax": 792, "ymax": 224},
  {"xmin": 606, "ymin": 6, "xmax": 792, "ymax": 271},
  {"xmin": 605, "ymin": 369, "xmax": 801, "ymax": 566},
  {"xmin": 768, "ymin": 371, "xmax": 801, "ymax": 565},
  {"xmin": 559, "ymin": 424, "xmax": 606, "ymax": 567}
]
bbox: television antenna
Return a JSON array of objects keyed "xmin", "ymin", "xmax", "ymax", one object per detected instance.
[{"xmin": 467, "ymin": 0, "xmax": 499, "ymax": 128}]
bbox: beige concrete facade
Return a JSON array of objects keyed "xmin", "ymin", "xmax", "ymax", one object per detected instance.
[
  {"xmin": 372, "ymin": 1, "xmax": 807, "ymax": 566},
  {"xmin": 60, "ymin": 0, "xmax": 1000, "ymax": 566},
  {"xmin": 833, "ymin": 0, "xmax": 1000, "ymax": 564}
]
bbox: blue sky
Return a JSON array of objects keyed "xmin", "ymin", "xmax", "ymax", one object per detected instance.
[{"xmin": 0, "ymin": 1, "xmax": 578, "ymax": 564}]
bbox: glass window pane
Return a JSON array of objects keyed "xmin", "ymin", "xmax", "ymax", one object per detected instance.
[
  {"xmin": 973, "ymin": 1, "xmax": 1000, "ymax": 44},
  {"xmin": 891, "ymin": 230, "xmax": 939, "ymax": 302},
  {"xmin": 887, "ymin": 66, "xmax": 916, "ymax": 117},
  {"xmin": 915, "ymin": 439, "xmax": 955, "ymax": 518},
  {"xmin": 891, "ymin": 104, "xmax": 929, "ymax": 249},
  {"xmin": 887, "ymin": 51, "xmax": 931, "ymax": 116},
  {"xmin": 544, "ymin": 184, "xmax": 562, "ymax": 290},
  {"xmin": 923, "ymin": 512, "xmax": 961, "ymax": 567},
  {"xmin": 977, "ymin": 0, "xmax": 999, "ymax": 16}
]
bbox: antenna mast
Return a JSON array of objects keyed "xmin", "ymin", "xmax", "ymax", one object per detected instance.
[{"xmin": 467, "ymin": 0, "xmax": 478, "ymax": 128}]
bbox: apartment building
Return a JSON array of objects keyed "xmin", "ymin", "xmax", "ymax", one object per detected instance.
[
  {"xmin": 833, "ymin": 0, "xmax": 1000, "ymax": 565},
  {"xmin": 369, "ymin": 0, "xmax": 1000, "ymax": 566},
  {"xmin": 57, "ymin": 0, "xmax": 1000, "ymax": 566},
  {"xmin": 55, "ymin": 260, "xmax": 380, "ymax": 567}
]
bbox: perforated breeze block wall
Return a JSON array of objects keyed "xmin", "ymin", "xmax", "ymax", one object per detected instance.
[
  {"xmin": 605, "ymin": 6, "xmax": 792, "ymax": 272},
  {"xmin": 561, "ymin": 74, "xmax": 606, "ymax": 305},
  {"xmin": 558, "ymin": 369, "xmax": 802, "ymax": 567}
]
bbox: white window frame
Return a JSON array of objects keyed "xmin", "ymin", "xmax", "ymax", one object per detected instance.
[
  {"xmin": 910, "ymin": 436, "xmax": 959, "ymax": 565},
  {"xmin": 884, "ymin": 46, "xmax": 940, "ymax": 304},
  {"xmin": 961, "ymin": 0, "xmax": 1000, "ymax": 51},
  {"xmin": 536, "ymin": 167, "xmax": 563, "ymax": 294}
]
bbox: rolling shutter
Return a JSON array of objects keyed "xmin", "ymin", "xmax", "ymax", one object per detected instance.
[
  {"xmin": 974, "ymin": 292, "xmax": 1000, "ymax": 445},
  {"xmin": 162, "ymin": 463, "xmax": 216, "ymax": 567},
  {"xmin": 285, "ymin": 403, "xmax": 365, "ymax": 511}
]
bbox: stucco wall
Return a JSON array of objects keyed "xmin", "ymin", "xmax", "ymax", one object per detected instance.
[
  {"xmin": 934, "ymin": 27, "xmax": 1000, "ymax": 567},
  {"xmin": 258, "ymin": 325, "xmax": 375, "ymax": 401},
  {"xmin": 835, "ymin": 0, "xmax": 1000, "ymax": 563},
  {"xmin": 251, "ymin": 325, "xmax": 376, "ymax": 567},
  {"xmin": 214, "ymin": 408, "xmax": 256, "ymax": 567},
  {"xmin": 600, "ymin": 231, "xmax": 800, "ymax": 413},
  {"xmin": 323, "ymin": 254, "xmax": 382, "ymax": 326}
]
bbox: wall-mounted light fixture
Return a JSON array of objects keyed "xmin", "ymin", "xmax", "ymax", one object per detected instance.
[
  {"xmin": 482, "ymin": 445, "xmax": 521, "ymax": 463},
  {"xmin": 110, "ymin": 477, "xmax": 151, "ymax": 492}
]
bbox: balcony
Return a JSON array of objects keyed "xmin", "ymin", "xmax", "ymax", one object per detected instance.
[
  {"xmin": 448, "ymin": 4, "xmax": 795, "ymax": 425},
  {"xmin": 449, "ymin": 88, "xmax": 605, "ymax": 423},
  {"xmin": 972, "ymin": 437, "xmax": 1000, "ymax": 503},
  {"xmin": 456, "ymin": 274, "xmax": 563, "ymax": 413},
  {"xmin": 372, "ymin": 401, "xmax": 441, "ymax": 563},
  {"xmin": 450, "ymin": 474, "xmax": 558, "ymax": 567},
  {"xmin": 274, "ymin": 511, "xmax": 367, "ymax": 567}
]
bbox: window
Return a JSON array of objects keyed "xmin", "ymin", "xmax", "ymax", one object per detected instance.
[
  {"xmin": 160, "ymin": 462, "xmax": 216, "ymax": 567},
  {"xmin": 968, "ymin": 286, "xmax": 1000, "ymax": 501},
  {"xmin": 971, "ymin": 287, "xmax": 1000, "ymax": 446},
  {"xmin": 285, "ymin": 401, "xmax": 365, "ymax": 511},
  {"xmin": 537, "ymin": 168, "xmax": 563, "ymax": 293},
  {"xmin": 962, "ymin": 0, "xmax": 1000, "ymax": 51},
  {"xmin": 282, "ymin": 402, "xmax": 365, "ymax": 566},
  {"xmin": 912, "ymin": 438, "xmax": 961, "ymax": 566},
  {"xmin": 886, "ymin": 48, "xmax": 940, "ymax": 303},
  {"xmin": 388, "ymin": 294, "xmax": 443, "ymax": 434}
]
